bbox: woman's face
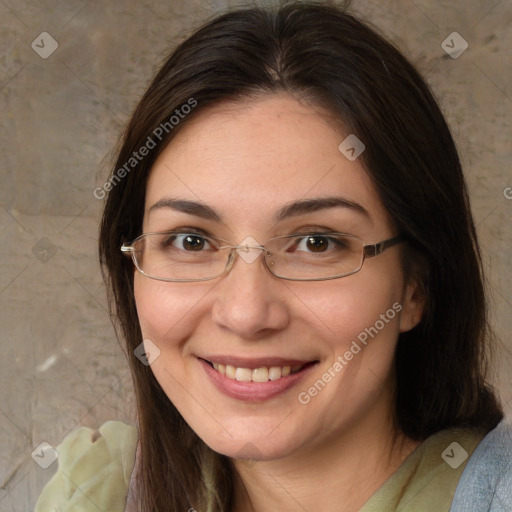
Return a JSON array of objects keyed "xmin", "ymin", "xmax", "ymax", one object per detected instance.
[{"xmin": 134, "ymin": 94, "xmax": 423, "ymax": 461}]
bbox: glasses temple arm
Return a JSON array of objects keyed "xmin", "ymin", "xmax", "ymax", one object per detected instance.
[{"xmin": 363, "ymin": 235, "xmax": 405, "ymax": 258}]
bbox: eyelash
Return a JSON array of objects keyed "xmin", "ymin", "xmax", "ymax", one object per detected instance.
[
  {"xmin": 168, "ymin": 226, "xmax": 214, "ymax": 236},
  {"xmin": 164, "ymin": 225, "xmax": 350, "ymax": 238}
]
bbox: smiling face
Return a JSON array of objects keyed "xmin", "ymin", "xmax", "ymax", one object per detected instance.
[{"xmin": 133, "ymin": 93, "xmax": 423, "ymax": 461}]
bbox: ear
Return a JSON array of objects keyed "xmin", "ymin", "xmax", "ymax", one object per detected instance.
[{"xmin": 399, "ymin": 275, "xmax": 426, "ymax": 333}]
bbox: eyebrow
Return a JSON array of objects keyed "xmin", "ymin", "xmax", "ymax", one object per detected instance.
[
  {"xmin": 149, "ymin": 198, "xmax": 223, "ymax": 222},
  {"xmin": 275, "ymin": 196, "xmax": 369, "ymax": 222},
  {"xmin": 148, "ymin": 196, "xmax": 370, "ymax": 223}
]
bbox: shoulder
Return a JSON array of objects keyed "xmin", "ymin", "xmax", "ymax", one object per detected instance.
[
  {"xmin": 361, "ymin": 424, "xmax": 484, "ymax": 511},
  {"xmin": 34, "ymin": 420, "xmax": 138, "ymax": 512},
  {"xmin": 450, "ymin": 418, "xmax": 512, "ymax": 512}
]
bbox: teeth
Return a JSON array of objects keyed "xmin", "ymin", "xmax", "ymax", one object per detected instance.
[
  {"xmin": 252, "ymin": 367, "xmax": 269, "ymax": 382},
  {"xmin": 235, "ymin": 367, "xmax": 252, "ymax": 381},
  {"xmin": 210, "ymin": 361, "xmax": 305, "ymax": 382},
  {"xmin": 269, "ymin": 366, "xmax": 282, "ymax": 380}
]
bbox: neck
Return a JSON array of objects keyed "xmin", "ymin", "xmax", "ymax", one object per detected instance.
[{"xmin": 230, "ymin": 404, "xmax": 421, "ymax": 512}]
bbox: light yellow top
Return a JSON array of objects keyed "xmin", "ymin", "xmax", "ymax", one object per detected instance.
[
  {"xmin": 360, "ymin": 425, "xmax": 484, "ymax": 511},
  {"xmin": 34, "ymin": 420, "xmax": 484, "ymax": 512},
  {"xmin": 34, "ymin": 421, "xmax": 138, "ymax": 512}
]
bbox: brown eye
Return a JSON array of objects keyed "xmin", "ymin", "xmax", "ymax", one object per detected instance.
[
  {"xmin": 182, "ymin": 235, "xmax": 205, "ymax": 251},
  {"xmin": 160, "ymin": 233, "xmax": 212, "ymax": 251},
  {"xmin": 306, "ymin": 236, "xmax": 329, "ymax": 252},
  {"xmin": 289, "ymin": 234, "xmax": 351, "ymax": 255}
]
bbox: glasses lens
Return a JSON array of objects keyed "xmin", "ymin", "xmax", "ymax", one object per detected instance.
[
  {"xmin": 265, "ymin": 233, "xmax": 364, "ymax": 280},
  {"xmin": 128, "ymin": 232, "xmax": 365, "ymax": 282},
  {"xmin": 133, "ymin": 232, "xmax": 227, "ymax": 281}
]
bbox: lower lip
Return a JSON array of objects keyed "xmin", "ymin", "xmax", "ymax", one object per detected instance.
[{"xmin": 199, "ymin": 358, "xmax": 317, "ymax": 403}]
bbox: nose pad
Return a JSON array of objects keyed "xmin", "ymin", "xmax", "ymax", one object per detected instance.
[{"xmin": 266, "ymin": 254, "xmax": 275, "ymax": 267}]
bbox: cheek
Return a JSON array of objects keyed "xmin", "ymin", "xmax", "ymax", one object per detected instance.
[
  {"xmin": 134, "ymin": 262, "xmax": 404, "ymax": 359},
  {"xmin": 134, "ymin": 273, "xmax": 212, "ymax": 342},
  {"xmin": 290, "ymin": 269, "xmax": 403, "ymax": 354},
  {"xmin": 291, "ymin": 274, "xmax": 404, "ymax": 427},
  {"xmin": 133, "ymin": 274, "xmax": 214, "ymax": 413}
]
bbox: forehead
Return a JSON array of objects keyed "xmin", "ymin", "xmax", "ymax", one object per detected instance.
[{"xmin": 144, "ymin": 94, "xmax": 390, "ymax": 233}]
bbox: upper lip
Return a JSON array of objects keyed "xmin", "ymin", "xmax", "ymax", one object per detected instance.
[{"xmin": 199, "ymin": 355, "xmax": 318, "ymax": 368}]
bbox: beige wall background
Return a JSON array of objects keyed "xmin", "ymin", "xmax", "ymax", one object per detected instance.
[{"xmin": 0, "ymin": 0, "xmax": 511, "ymax": 509}]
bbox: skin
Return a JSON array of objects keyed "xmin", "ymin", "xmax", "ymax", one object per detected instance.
[{"xmin": 134, "ymin": 93, "xmax": 425, "ymax": 512}]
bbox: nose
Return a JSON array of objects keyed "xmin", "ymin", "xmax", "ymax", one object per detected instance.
[{"xmin": 211, "ymin": 245, "xmax": 290, "ymax": 340}]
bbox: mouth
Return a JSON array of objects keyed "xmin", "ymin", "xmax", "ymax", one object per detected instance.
[{"xmin": 199, "ymin": 357, "xmax": 318, "ymax": 383}]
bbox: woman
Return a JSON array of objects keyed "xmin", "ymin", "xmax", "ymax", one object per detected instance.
[{"xmin": 34, "ymin": 2, "xmax": 512, "ymax": 511}]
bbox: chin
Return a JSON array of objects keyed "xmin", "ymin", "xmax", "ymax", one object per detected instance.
[{"xmin": 191, "ymin": 421, "xmax": 304, "ymax": 462}]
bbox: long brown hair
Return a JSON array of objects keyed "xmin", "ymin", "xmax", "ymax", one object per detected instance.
[{"xmin": 98, "ymin": 2, "xmax": 503, "ymax": 510}]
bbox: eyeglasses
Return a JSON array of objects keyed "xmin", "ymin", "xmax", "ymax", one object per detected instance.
[{"xmin": 121, "ymin": 231, "xmax": 405, "ymax": 282}]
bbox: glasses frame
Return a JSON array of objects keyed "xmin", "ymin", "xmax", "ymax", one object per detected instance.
[{"xmin": 121, "ymin": 231, "xmax": 405, "ymax": 282}]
